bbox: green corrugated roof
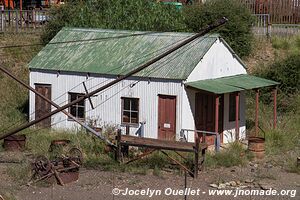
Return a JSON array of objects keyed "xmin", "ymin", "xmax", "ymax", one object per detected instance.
[
  {"xmin": 29, "ymin": 28, "xmax": 219, "ymax": 80},
  {"xmin": 186, "ymin": 74, "xmax": 279, "ymax": 94}
]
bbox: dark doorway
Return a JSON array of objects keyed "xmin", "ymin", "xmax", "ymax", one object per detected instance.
[{"xmin": 195, "ymin": 92, "xmax": 223, "ymax": 145}]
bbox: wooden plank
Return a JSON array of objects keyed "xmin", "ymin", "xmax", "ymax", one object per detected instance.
[{"xmin": 120, "ymin": 135, "xmax": 207, "ymax": 152}]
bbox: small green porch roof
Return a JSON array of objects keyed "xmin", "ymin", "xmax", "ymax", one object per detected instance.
[{"xmin": 185, "ymin": 74, "xmax": 279, "ymax": 94}]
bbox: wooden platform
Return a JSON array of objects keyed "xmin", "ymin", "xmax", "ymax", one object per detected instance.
[
  {"xmin": 120, "ymin": 135, "xmax": 207, "ymax": 152},
  {"xmin": 115, "ymin": 132, "xmax": 208, "ymax": 178}
]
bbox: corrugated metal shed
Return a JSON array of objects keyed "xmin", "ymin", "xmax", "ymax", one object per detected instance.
[
  {"xmin": 186, "ymin": 74, "xmax": 279, "ymax": 94},
  {"xmin": 29, "ymin": 28, "xmax": 218, "ymax": 80}
]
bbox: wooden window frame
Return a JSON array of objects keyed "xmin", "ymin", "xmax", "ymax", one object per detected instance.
[
  {"xmin": 229, "ymin": 93, "xmax": 240, "ymax": 122},
  {"xmin": 68, "ymin": 92, "xmax": 85, "ymax": 120},
  {"xmin": 121, "ymin": 97, "xmax": 139, "ymax": 126}
]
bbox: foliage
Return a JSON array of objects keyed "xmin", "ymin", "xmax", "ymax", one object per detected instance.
[
  {"xmin": 183, "ymin": 0, "xmax": 254, "ymax": 58},
  {"xmin": 256, "ymin": 54, "xmax": 300, "ymax": 95},
  {"xmin": 204, "ymin": 142, "xmax": 251, "ymax": 168},
  {"xmin": 41, "ymin": 0, "xmax": 185, "ymax": 43}
]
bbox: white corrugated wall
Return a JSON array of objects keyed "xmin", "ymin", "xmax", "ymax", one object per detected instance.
[{"xmin": 29, "ymin": 70, "xmax": 183, "ymax": 139}]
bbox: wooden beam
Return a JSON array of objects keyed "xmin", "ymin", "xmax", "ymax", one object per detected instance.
[
  {"xmin": 125, "ymin": 149, "xmax": 156, "ymax": 164},
  {"xmin": 215, "ymin": 96, "xmax": 219, "ymax": 134},
  {"xmin": 160, "ymin": 151, "xmax": 194, "ymax": 177},
  {"xmin": 194, "ymin": 134, "xmax": 200, "ymax": 178},
  {"xmin": 115, "ymin": 129, "xmax": 122, "ymax": 162},
  {"xmin": 120, "ymin": 135, "xmax": 207, "ymax": 152}
]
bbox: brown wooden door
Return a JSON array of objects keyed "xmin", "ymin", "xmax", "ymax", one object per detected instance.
[
  {"xmin": 195, "ymin": 92, "xmax": 223, "ymax": 145},
  {"xmin": 158, "ymin": 95, "xmax": 176, "ymax": 140},
  {"xmin": 35, "ymin": 84, "xmax": 52, "ymax": 127}
]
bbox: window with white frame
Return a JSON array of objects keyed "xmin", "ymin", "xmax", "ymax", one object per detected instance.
[
  {"xmin": 121, "ymin": 97, "xmax": 139, "ymax": 125},
  {"xmin": 68, "ymin": 92, "xmax": 85, "ymax": 120}
]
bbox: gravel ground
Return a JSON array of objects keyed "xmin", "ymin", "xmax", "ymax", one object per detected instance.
[{"xmin": 0, "ymin": 157, "xmax": 299, "ymax": 200}]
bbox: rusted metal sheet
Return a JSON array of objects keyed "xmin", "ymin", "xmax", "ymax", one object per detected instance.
[{"xmin": 248, "ymin": 136, "xmax": 265, "ymax": 159}]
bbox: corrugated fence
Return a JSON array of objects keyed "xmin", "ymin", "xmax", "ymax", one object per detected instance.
[{"xmin": 0, "ymin": 7, "xmax": 49, "ymax": 33}]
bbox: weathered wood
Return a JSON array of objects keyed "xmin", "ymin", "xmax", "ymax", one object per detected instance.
[
  {"xmin": 160, "ymin": 151, "xmax": 194, "ymax": 177},
  {"xmin": 115, "ymin": 130, "xmax": 122, "ymax": 162},
  {"xmin": 125, "ymin": 149, "xmax": 156, "ymax": 164},
  {"xmin": 194, "ymin": 135, "xmax": 200, "ymax": 178},
  {"xmin": 120, "ymin": 135, "xmax": 207, "ymax": 152}
]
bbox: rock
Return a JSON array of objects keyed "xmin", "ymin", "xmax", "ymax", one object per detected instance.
[
  {"xmin": 218, "ymin": 183, "xmax": 227, "ymax": 189},
  {"xmin": 264, "ymin": 163, "xmax": 273, "ymax": 169},
  {"xmin": 245, "ymin": 179, "xmax": 254, "ymax": 183},
  {"xmin": 259, "ymin": 182, "xmax": 274, "ymax": 190},
  {"xmin": 210, "ymin": 183, "xmax": 219, "ymax": 188},
  {"xmin": 238, "ymin": 185, "xmax": 248, "ymax": 189},
  {"xmin": 225, "ymin": 182, "xmax": 231, "ymax": 186},
  {"xmin": 254, "ymin": 164, "xmax": 258, "ymax": 168},
  {"xmin": 229, "ymin": 181, "xmax": 237, "ymax": 187},
  {"xmin": 251, "ymin": 168, "xmax": 255, "ymax": 172},
  {"xmin": 236, "ymin": 180, "xmax": 241, "ymax": 185}
]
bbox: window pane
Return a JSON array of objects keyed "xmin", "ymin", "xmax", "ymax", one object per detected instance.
[
  {"xmin": 77, "ymin": 99, "xmax": 85, "ymax": 107},
  {"xmin": 123, "ymin": 98, "xmax": 130, "ymax": 110},
  {"xmin": 131, "ymin": 99, "xmax": 139, "ymax": 111},
  {"xmin": 70, "ymin": 106, "xmax": 77, "ymax": 117},
  {"xmin": 123, "ymin": 111, "xmax": 130, "ymax": 123},
  {"xmin": 131, "ymin": 112, "xmax": 138, "ymax": 124},
  {"xmin": 77, "ymin": 107, "xmax": 85, "ymax": 119},
  {"xmin": 70, "ymin": 93, "xmax": 77, "ymax": 102}
]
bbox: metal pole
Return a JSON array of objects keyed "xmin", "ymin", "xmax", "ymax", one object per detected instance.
[
  {"xmin": 0, "ymin": 17, "xmax": 228, "ymax": 140},
  {"xmin": 255, "ymin": 90, "xmax": 259, "ymax": 136},
  {"xmin": 273, "ymin": 87, "xmax": 277, "ymax": 129},
  {"xmin": 184, "ymin": 171, "xmax": 187, "ymax": 200},
  {"xmin": 0, "ymin": 66, "xmax": 115, "ymax": 147},
  {"xmin": 235, "ymin": 92, "xmax": 239, "ymax": 141}
]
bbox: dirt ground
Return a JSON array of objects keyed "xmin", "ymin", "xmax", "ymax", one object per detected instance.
[{"xmin": 0, "ymin": 152, "xmax": 299, "ymax": 200}]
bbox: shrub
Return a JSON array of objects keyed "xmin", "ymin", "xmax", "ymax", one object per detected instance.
[
  {"xmin": 183, "ymin": 0, "xmax": 254, "ymax": 58},
  {"xmin": 257, "ymin": 54, "xmax": 300, "ymax": 95}
]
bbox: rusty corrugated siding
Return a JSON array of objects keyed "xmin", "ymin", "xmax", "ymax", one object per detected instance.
[{"xmin": 29, "ymin": 28, "xmax": 218, "ymax": 80}]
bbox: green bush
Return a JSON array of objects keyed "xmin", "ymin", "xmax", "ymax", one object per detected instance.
[
  {"xmin": 258, "ymin": 54, "xmax": 300, "ymax": 95},
  {"xmin": 183, "ymin": 0, "xmax": 254, "ymax": 58},
  {"xmin": 41, "ymin": 0, "xmax": 185, "ymax": 43}
]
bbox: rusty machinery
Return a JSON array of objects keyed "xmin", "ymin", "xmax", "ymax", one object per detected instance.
[{"xmin": 30, "ymin": 146, "xmax": 83, "ymax": 185}]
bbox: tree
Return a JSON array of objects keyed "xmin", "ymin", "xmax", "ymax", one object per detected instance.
[{"xmin": 183, "ymin": 0, "xmax": 254, "ymax": 57}]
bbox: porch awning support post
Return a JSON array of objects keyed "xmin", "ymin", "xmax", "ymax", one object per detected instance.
[
  {"xmin": 235, "ymin": 92, "xmax": 240, "ymax": 141},
  {"xmin": 273, "ymin": 87, "xmax": 277, "ymax": 129},
  {"xmin": 255, "ymin": 89, "xmax": 259, "ymax": 136},
  {"xmin": 215, "ymin": 96, "xmax": 220, "ymax": 152}
]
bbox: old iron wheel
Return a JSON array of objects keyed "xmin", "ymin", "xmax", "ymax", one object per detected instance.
[
  {"xmin": 34, "ymin": 155, "xmax": 51, "ymax": 176},
  {"xmin": 68, "ymin": 147, "xmax": 83, "ymax": 166}
]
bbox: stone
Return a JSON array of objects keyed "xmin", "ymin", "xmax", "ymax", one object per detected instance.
[
  {"xmin": 259, "ymin": 182, "xmax": 274, "ymax": 190},
  {"xmin": 210, "ymin": 184, "xmax": 219, "ymax": 188},
  {"xmin": 218, "ymin": 183, "xmax": 227, "ymax": 189},
  {"xmin": 229, "ymin": 181, "xmax": 237, "ymax": 187},
  {"xmin": 245, "ymin": 179, "xmax": 254, "ymax": 183},
  {"xmin": 236, "ymin": 180, "xmax": 241, "ymax": 185}
]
